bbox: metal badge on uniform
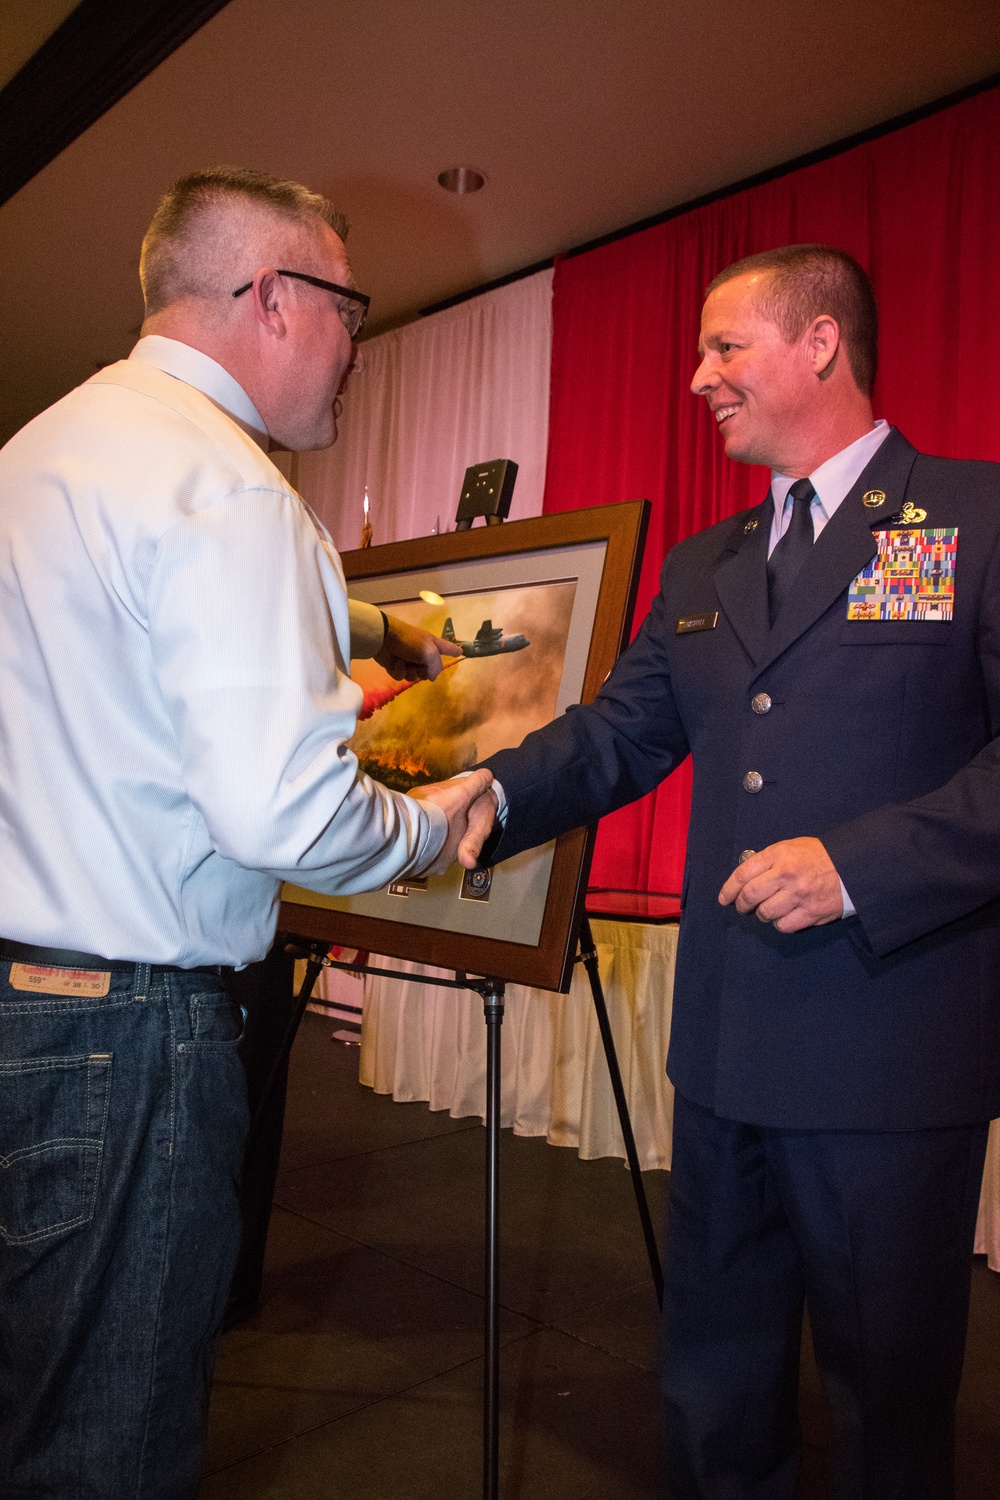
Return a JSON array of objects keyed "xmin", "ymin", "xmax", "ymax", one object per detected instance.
[
  {"xmin": 880, "ymin": 500, "xmax": 929, "ymax": 527},
  {"xmin": 676, "ymin": 611, "xmax": 719, "ymax": 634},
  {"xmin": 862, "ymin": 489, "xmax": 886, "ymax": 509},
  {"xmin": 847, "ymin": 528, "xmax": 957, "ymax": 621},
  {"xmin": 8, "ymin": 963, "xmax": 111, "ymax": 996},
  {"xmin": 896, "ymin": 500, "xmax": 927, "ymax": 525}
]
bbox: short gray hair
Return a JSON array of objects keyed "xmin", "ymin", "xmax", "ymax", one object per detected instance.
[{"xmin": 140, "ymin": 166, "xmax": 349, "ymax": 317}]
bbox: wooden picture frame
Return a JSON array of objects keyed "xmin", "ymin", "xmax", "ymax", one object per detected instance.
[{"xmin": 279, "ymin": 499, "xmax": 649, "ymax": 991}]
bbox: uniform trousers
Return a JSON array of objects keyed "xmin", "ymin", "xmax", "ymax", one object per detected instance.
[
  {"xmin": 661, "ymin": 1091, "xmax": 988, "ymax": 1500},
  {"xmin": 0, "ymin": 960, "xmax": 248, "ymax": 1500}
]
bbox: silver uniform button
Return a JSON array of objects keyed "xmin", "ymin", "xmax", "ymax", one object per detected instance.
[
  {"xmin": 742, "ymin": 771, "xmax": 764, "ymax": 793},
  {"xmin": 751, "ymin": 692, "xmax": 772, "ymax": 715},
  {"xmin": 739, "ymin": 849, "xmax": 756, "ymax": 863}
]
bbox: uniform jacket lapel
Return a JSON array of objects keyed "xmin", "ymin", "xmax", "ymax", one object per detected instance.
[
  {"xmin": 713, "ymin": 497, "xmax": 773, "ymax": 667},
  {"xmin": 754, "ymin": 428, "xmax": 920, "ymax": 675}
]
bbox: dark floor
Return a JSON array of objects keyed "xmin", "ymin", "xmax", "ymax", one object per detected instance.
[{"xmin": 199, "ymin": 1011, "xmax": 1000, "ymax": 1499}]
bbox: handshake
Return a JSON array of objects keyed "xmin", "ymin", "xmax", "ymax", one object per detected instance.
[{"xmin": 407, "ymin": 768, "xmax": 498, "ymax": 877}]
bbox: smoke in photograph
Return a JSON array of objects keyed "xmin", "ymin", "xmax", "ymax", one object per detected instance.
[{"xmin": 350, "ymin": 581, "xmax": 577, "ymax": 792}]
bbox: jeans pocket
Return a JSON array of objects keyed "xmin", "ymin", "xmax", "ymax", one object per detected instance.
[
  {"xmin": 189, "ymin": 990, "xmax": 244, "ymax": 1045},
  {"xmin": 0, "ymin": 1053, "xmax": 112, "ymax": 1245}
]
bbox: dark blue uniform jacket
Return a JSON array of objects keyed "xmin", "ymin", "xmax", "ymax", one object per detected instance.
[{"xmin": 486, "ymin": 430, "xmax": 1000, "ymax": 1129}]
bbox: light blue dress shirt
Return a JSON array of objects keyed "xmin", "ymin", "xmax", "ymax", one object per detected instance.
[
  {"xmin": 767, "ymin": 420, "xmax": 891, "ymax": 553},
  {"xmin": 0, "ymin": 338, "xmax": 445, "ymax": 966}
]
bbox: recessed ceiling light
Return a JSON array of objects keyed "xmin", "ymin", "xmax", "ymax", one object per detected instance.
[{"xmin": 437, "ymin": 166, "xmax": 485, "ymax": 194}]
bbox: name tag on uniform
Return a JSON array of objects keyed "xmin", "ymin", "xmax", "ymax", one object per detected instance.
[
  {"xmin": 676, "ymin": 611, "xmax": 718, "ymax": 634},
  {"xmin": 847, "ymin": 528, "xmax": 957, "ymax": 622},
  {"xmin": 8, "ymin": 963, "xmax": 111, "ymax": 997}
]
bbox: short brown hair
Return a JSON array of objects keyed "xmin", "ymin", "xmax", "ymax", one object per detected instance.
[
  {"xmin": 140, "ymin": 166, "xmax": 349, "ymax": 317},
  {"xmin": 706, "ymin": 245, "xmax": 878, "ymax": 396}
]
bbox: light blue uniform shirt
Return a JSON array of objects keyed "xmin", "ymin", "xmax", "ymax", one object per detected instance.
[
  {"xmin": 768, "ymin": 420, "xmax": 890, "ymax": 552},
  {"xmin": 0, "ymin": 338, "xmax": 445, "ymax": 966}
]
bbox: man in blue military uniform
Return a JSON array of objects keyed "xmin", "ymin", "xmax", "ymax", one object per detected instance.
[{"xmin": 474, "ymin": 245, "xmax": 1000, "ymax": 1498}]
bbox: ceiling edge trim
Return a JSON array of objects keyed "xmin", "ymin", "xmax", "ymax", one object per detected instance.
[{"xmin": 0, "ymin": 0, "xmax": 234, "ymax": 208}]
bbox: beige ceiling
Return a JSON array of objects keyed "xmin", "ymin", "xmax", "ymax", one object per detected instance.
[
  {"xmin": 0, "ymin": 0, "xmax": 82, "ymax": 88},
  {"xmin": 2, "ymin": 0, "xmax": 998, "ymax": 444}
]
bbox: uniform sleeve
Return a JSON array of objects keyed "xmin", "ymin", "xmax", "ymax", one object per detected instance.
[
  {"xmin": 147, "ymin": 486, "xmax": 446, "ymax": 892},
  {"xmin": 823, "ymin": 734, "xmax": 1000, "ymax": 956}
]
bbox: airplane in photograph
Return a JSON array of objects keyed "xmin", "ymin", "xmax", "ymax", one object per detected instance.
[{"xmin": 441, "ymin": 617, "xmax": 530, "ymax": 658}]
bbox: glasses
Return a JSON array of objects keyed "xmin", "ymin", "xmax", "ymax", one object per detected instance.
[{"xmin": 232, "ymin": 269, "xmax": 370, "ymax": 339}]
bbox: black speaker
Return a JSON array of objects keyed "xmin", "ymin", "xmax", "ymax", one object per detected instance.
[{"xmin": 454, "ymin": 458, "xmax": 518, "ymax": 529}]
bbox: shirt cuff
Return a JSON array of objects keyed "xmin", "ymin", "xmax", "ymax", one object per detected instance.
[
  {"xmin": 454, "ymin": 770, "xmax": 507, "ymax": 824},
  {"xmin": 839, "ymin": 877, "xmax": 856, "ymax": 919},
  {"xmin": 491, "ymin": 778, "xmax": 509, "ymax": 825},
  {"xmin": 347, "ymin": 598, "xmax": 387, "ymax": 659},
  {"xmin": 414, "ymin": 799, "xmax": 449, "ymax": 870}
]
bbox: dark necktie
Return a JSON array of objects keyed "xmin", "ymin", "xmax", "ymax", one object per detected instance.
[{"xmin": 767, "ymin": 477, "xmax": 816, "ymax": 626}]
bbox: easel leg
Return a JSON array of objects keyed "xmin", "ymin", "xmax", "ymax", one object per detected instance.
[
  {"xmin": 244, "ymin": 940, "xmax": 326, "ymax": 1159},
  {"xmin": 482, "ymin": 980, "xmax": 505, "ymax": 1500},
  {"xmin": 579, "ymin": 918, "xmax": 664, "ymax": 1308}
]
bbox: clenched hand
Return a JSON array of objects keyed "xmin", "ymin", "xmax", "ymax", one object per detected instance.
[{"xmin": 718, "ymin": 836, "xmax": 843, "ymax": 933}]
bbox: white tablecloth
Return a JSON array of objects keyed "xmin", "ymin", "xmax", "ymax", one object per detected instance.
[
  {"xmin": 358, "ymin": 918, "xmax": 677, "ymax": 1170},
  {"xmin": 353, "ymin": 917, "xmax": 1000, "ymax": 1263}
]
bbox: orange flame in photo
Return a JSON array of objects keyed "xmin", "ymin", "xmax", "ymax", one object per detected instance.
[{"xmin": 358, "ymin": 745, "xmax": 433, "ymax": 786}]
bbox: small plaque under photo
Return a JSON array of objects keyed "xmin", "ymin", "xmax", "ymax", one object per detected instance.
[
  {"xmin": 460, "ymin": 867, "xmax": 493, "ymax": 903},
  {"xmin": 387, "ymin": 877, "xmax": 429, "ymax": 897}
]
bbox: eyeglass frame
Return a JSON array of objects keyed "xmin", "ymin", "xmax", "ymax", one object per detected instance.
[{"xmin": 232, "ymin": 269, "xmax": 370, "ymax": 338}]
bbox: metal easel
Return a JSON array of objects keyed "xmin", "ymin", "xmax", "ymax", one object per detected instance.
[
  {"xmin": 274, "ymin": 940, "xmax": 508, "ymax": 1498},
  {"xmin": 265, "ymin": 471, "xmax": 662, "ymax": 1497},
  {"xmin": 275, "ymin": 910, "xmax": 663, "ymax": 1500}
]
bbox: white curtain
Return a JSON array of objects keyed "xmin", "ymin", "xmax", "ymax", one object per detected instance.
[
  {"xmin": 294, "ymin": 267, "xmax": 554, "ymax": 550},
  {"xmin": 359, "ymin": 920, "xmax": 677, "ymax": 1171}
]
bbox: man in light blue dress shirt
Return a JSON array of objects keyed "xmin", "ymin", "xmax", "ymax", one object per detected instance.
[{"xmin": 0, "ymin": 167, "xmax": 491, "ymax": 1499}]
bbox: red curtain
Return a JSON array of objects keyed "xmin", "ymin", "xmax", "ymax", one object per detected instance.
[{"xmin": 543, "ymin": 84, "xmax": 1000, "ymax": 894}]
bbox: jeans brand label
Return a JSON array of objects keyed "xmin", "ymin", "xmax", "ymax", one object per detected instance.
[{"xmin": 8, "ymin": 963, "xmax": 111, "ymax": 996}]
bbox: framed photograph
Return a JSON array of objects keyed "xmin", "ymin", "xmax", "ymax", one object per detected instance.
[{"xmin": 279, "ymin": 500, "xmax": 649, "ymax": 991}]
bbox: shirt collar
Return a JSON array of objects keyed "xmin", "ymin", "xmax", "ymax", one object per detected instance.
[
  {"xmin": 128, "ymin": 336, "xmax": 269, "ymax": 450},
  {"xmin": 771, "ymin": 419, "xmax": 891, "ymax": 521}
]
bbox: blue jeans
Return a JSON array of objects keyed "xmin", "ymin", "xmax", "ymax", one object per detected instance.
[{"xmin": 0, "ymin": 960, "xmax": 248, "ymax": 1499}]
